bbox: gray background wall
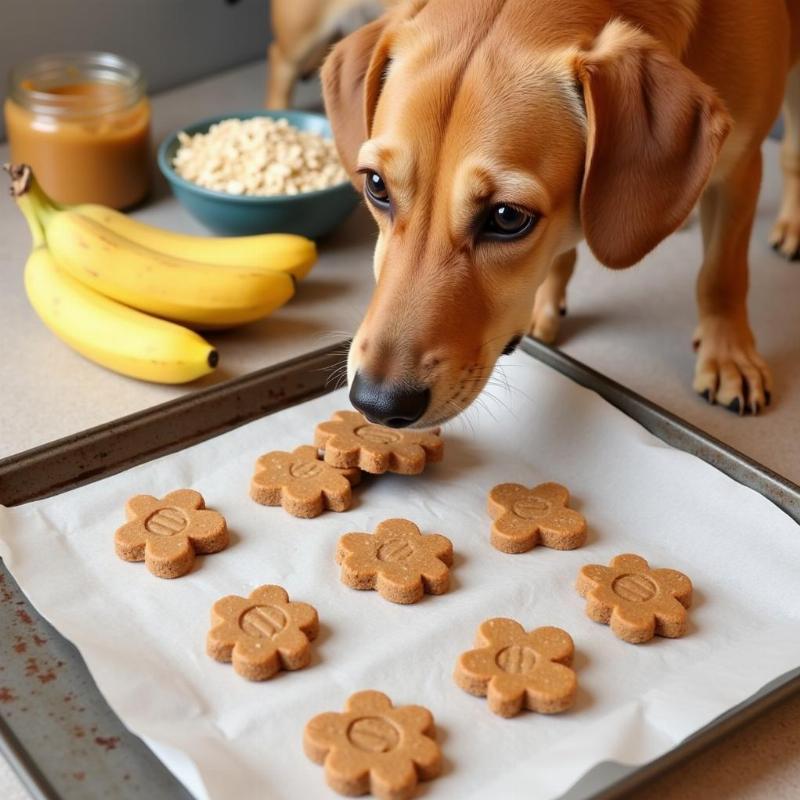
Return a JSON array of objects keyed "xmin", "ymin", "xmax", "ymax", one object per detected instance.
[{"xmin": 0, "ymin": 0, "xmax": 272, "ymax": 140}]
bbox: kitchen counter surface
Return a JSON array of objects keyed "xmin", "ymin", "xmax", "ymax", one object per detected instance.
[
  {"xmin": 0, "ymin": 61, "xmax": 378, "ymax": 460},
  {"xmin": 0, "ymin": 59, "xmax": 797, "ymax": 800}
]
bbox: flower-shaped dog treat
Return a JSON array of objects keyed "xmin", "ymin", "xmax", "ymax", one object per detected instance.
[
  {"xmin": 114, "ymin": 489, "xmax": 228, "ymax": 578},
  {"xmin": 336, "ymin": 518, "xmax": 453, "ymax": 604},
  {"xmin": 250, "ymin": 445, "xmax": 358, "ymax": 518},
  {"xmin": 488, "ymin": 481, "xmax": 586, "ymax": 553},
  {"xmin": 206, "ymin": 584, "xmax": 318, "ymax": 680},
  {"xmin": 315, "ymin": 410, "xmax": 443, "ymax": 474},
  {"xmin": 576, "ymin": 554, "xmax": 693, "ymax": 643},
  {"xmin": 453, "ymin": 618, "xmax": 577, "ymax": 717},
  {"xmin": 304, "ymin": 690, "xmax": 441, "ymax": 800}
]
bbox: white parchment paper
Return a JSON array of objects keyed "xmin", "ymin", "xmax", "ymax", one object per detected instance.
[{"xmin": 1, "ymin": 351, "xmax": 799, "ymax": 800}]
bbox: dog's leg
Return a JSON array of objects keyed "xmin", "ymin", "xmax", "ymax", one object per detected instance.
[
  {"xmin": 529, "ymin": 249, "xmax": 576, "ymax": 344},
  {"xmin": 266, "ymin": 41, "xmax": 300, "ymax": 109},
  {"xmin": 267, "ymin": 0, "xmax": 330, "ymax": 109},
  {"xmin": 693, "ymin": 150, "xmax": 772, "ymax": 414},
  {"xmin": 770, "ymin": 62, "xmax": 800, "ymax": 259}
]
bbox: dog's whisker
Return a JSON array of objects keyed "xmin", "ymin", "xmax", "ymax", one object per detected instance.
[
  {"xmin": 313, "ymin": 330, "xmax": 354, "ymax": 344},
  {"xmin": 481, "ymin": 388, "xmax": 517, "ymax": 421},
  {"xmin": 489, "ymin": 374, "xmax": 535, "ymax": 406},
  {"xmin": 485, "ymin": 376, "xmax": 516, "ymax": 406},
  {"xmin": 472, "ymin": 396, "xmax": 498, "ymax": 425},
  {"xmin": 458, "ymin": 401, "xmax": 479, "ymax": 438},
  {"xmin": 326, "ymin": 368, "xmax": 348, "ymax": 385},
  {"xmin": 475, "ymin": 329, "xmax": 527, "ymax": 353},
  {"xmin": 482, "ymin": 380, "xmax": 514, "ymax": 408},
  {"xmin": 319, "ymin": 362, "xmax": 348, "ymax": 379},
  {"xmin": 324, "ymin": 362, "xmax": 351, "ymax": 389},
  {"xmin": 445, "ymin": 396, "xmax": 478, "ymax": 437}
]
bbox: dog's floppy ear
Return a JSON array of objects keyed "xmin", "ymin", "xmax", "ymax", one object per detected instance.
[
  {"xmin": 576, "ymin": 20, "xmax": 731, "ymax": 269},
  {"xmin": 321, "ymin": 15, "xmax": 394, "ymax": 180}
]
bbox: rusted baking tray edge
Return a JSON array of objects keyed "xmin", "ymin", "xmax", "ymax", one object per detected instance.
[
  {"xmin": 0, "ymin": 337, "xmax": 798, "ymax": 800},
  {"xmin": 0, "ymin": 342, "xmax": 347, "ymax": 507}
]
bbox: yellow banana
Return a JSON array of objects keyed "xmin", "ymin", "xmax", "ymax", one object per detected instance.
[
  {"xmin": 66, "ymin": 203, "xmax": 317, "ymax": 280},
  {"xmin": 24, "ymin": 247, "xmax": 218, "ymax": 383},
  {"xmin": 2, "ymin": 165, "xmax": 218, "ymax": 385},
  {"xmin": 42, "ymin": 208, "xmax": 296, "ymax": 329}
]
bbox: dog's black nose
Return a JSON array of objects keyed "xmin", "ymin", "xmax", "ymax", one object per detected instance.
[{"xmin": 349, "ymin": 372, "xmax": 430, "ymax": 428}]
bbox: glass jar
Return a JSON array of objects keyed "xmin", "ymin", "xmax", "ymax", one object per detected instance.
[{"xmin": 4, "ymin": 52, "xmax": 151, "ymax": 209}]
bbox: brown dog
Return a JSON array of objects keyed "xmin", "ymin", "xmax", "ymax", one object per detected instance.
[
  {"xmin": 320, "ymin": 0, "xmax": 800, "ymax": 426},
  {"xmin": 266, "ymin": 0, "xmax": 395, "ymax": 108}
]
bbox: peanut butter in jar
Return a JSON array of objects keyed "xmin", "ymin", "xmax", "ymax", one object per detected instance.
[{"xmin": 4, "ymin": 52, "xmax": 151, "ymax": 209}]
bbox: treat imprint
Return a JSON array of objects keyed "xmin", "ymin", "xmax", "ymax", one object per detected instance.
[
  {"xmin": 303, "ymin": 690, "xmax": 441, "ymax": 800},
  {"xmin": 336, "ymin": 518, "xmax": 453, "ymax": 604},
  {"xmin": 454, "ymin": 618, "xmax": 577, "ymax": 717},
  {"xmin": 315, "ymin": 410, "xmax": 443, "ymax": 474},
  {"xmin": 114, "ymin": 489, "xmax": 228, "ymax": 578},
  {"xmin": 250, "ymin": 445, "xmax": 358, "ymax": 518},
  {"xmin": 576, "ymin": 554, "xmax": 693, "ymax": 643},
  {"xmin": 206, "ymin": 584, "xmax": 318, "ymax": 680},
  {"xmin": 488, "ymin": 482, "xmax": 587, "ymax": 553}
]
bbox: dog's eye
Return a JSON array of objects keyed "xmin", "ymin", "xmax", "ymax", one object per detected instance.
[
  {"xmin": 483, "ymin": 204, "xmax": 537, "ymax": 240},
  {"xmin": 365, "ymin": 171, "xmax": 390, "ymax": 207}
]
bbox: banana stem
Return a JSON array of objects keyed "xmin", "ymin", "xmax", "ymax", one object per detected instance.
[
  {"xmin": 4, "ymin": 162, "xmax": 61, "ymax": 230},
  {"xmin": 4, "ymin": 164, "xmax": 47, "ymax": 249},
  {"xmin": 4, "ymin": 162, "xmax": 32, "ymax": 196}
]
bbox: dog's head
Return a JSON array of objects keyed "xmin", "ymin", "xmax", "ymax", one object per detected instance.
[{"xmin": 322, "ymin": 0, "xmax": 730, "ymax": 427}]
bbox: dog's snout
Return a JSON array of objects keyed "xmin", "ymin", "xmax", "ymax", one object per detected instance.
[{"xmin": 349, "ymin": 372, "xmax": 430, "ymax": 428}]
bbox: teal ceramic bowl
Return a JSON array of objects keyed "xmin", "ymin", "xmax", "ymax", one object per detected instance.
[{"xmin": 157, "ymin": 110, "xmax": 359, "ymax": 238}]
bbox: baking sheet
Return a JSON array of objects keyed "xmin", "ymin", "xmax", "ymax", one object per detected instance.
[{"xmin": 1, "ymin": 350, "xmax": 799, "ymax": 800}]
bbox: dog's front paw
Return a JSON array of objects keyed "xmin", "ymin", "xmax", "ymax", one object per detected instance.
[
  {"xmin": 528, "ymin": 306, "xmax": 563, "ymax": 345},
  {"xmin": 692, "ymin": 316, "xmax": 772, "ymax": 415},
  {"xmin": 769, "ymin": 175, "xmax": 800, "ymax": 260},
  {"xmin": 529, "ymin": 289, "xmax": 566, "ymax": 345},
  {"xmin": 529, "ymin": 251, "xmax": 576, "ymax": 345},
  {"xmin": 770, "ymin": 216, "xmax": 800, "ymax": 260}
]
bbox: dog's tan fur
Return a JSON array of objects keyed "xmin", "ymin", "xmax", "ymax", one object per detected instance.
[
  {"xmin": 316, "ymin": 0, "xmax": 800, "ymax": 423},
  {"xmin": 266, "ymin": 0, "xmax": 395, "ymax": 108}
]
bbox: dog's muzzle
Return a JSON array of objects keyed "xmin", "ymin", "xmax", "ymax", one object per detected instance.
[{"xmin": 349, "ymin": 372, "xmax": 431, "ymax": 428}]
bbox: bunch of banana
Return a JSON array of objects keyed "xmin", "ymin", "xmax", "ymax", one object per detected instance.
[{"xmin": 6, "ymin": 164, "xmax": 317, "ymax": 383}]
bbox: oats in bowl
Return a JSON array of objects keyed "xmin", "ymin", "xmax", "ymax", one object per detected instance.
[{"xmin": 172, "ymin": 116, "xmax": 348, "ymax": 196}]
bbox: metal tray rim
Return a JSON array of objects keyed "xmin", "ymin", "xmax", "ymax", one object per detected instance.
[{"xmin": 1, "ymin": 337, "xmax": 798, "ymax": 800}]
